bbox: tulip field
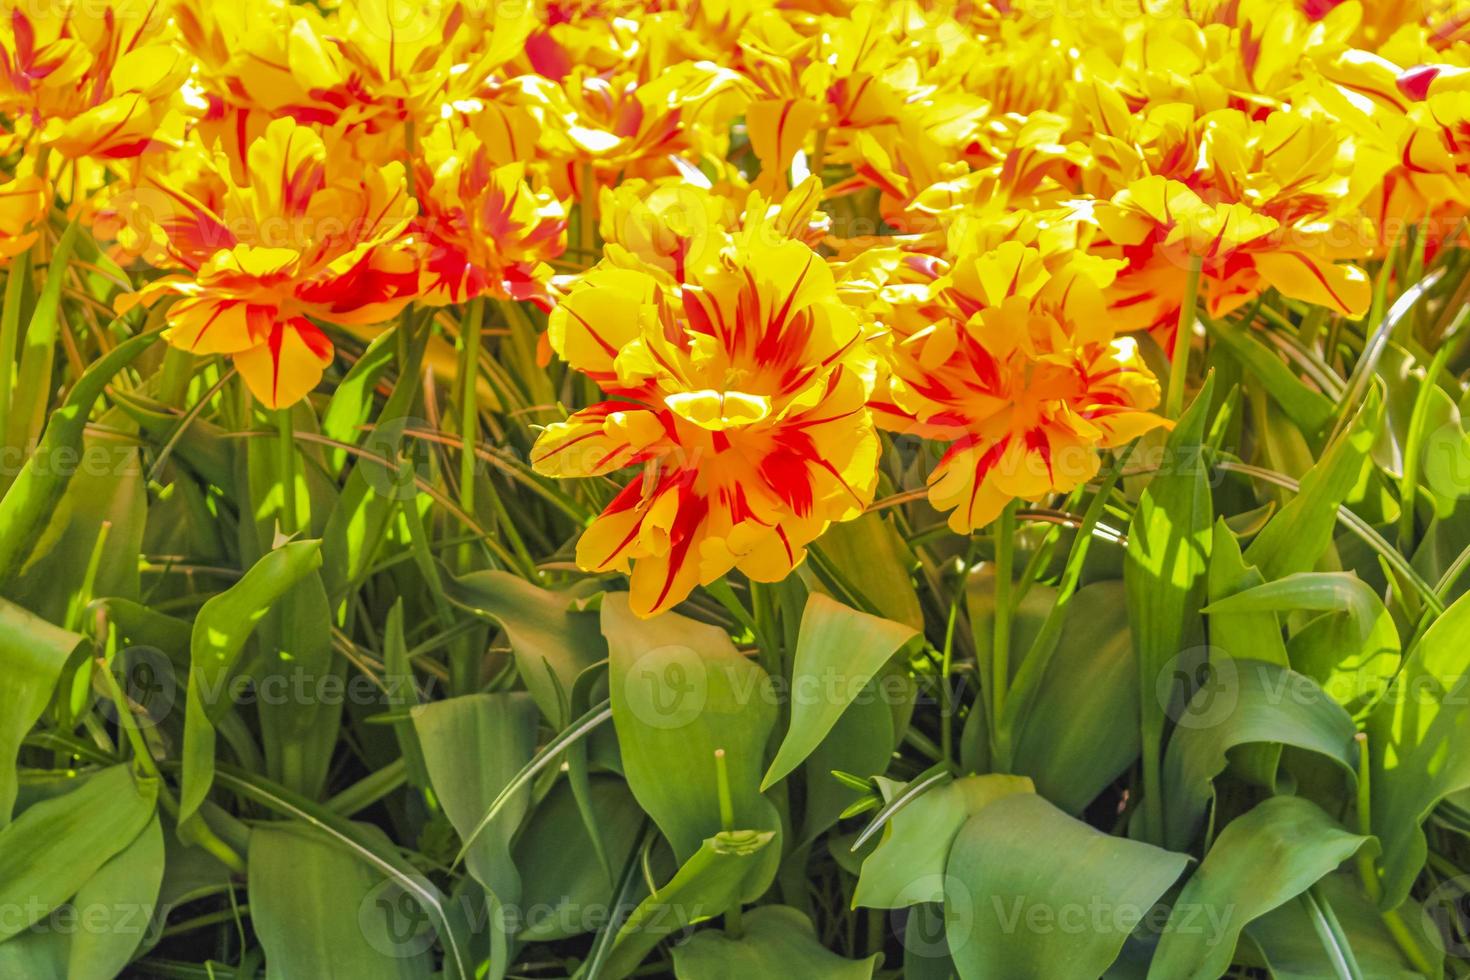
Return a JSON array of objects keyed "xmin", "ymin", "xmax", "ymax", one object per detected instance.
[{"xmin": 5, "ymin": 0, "xmax": 1470, "ymax": 977}]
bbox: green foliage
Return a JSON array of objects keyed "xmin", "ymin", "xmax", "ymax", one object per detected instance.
[{"xmin": 7, "ymin": 225, "xmax": 1470, "ymax": 980}]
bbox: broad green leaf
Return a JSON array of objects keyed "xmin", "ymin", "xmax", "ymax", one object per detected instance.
[
  {"xmin": 179, "ymin": 540, "xmax": 324, "ymax": 828},
  {"xmin": 944, "ymin": 794, "xmax": 1189, "ymax": 980},
  {"xmin": 0, "ymin": 920, "xmax": 64, "ymax": 978},
  {"xmin": 1244, "ymin": 387, "xmax": 1383, "ymax": 581},
  {"xmin": 854, "ymin": 774, "xmax": 1033, "ymax": 909},
  {"xmin": 1147, "ymin": 797, "xmax": 1373, "ymax": 980},
  {"xmin": 93, "ymin": 597, "xmax": 190, "ymax": 663},
  {"xmin": 805, "ymin": 511, "xmax": 924, "ymax": 630},
  {"xmin": 1207, "ymin": 572, "xmax": 1399, "ymax": 716},
  {"xmin": 0, "ymin": 331, "xmax": 159, "ymax": 590},
  {"xmin": 1206, "ymin": 520, "xmax": 1287, "ymax": 669},
  {"xmin": 248, "ymin": 822, "xmax": 434, "ymax": 980},
  {"xmin": 672, "ymin": 905, "xmax": 879, "ymax": 979},
  {"xmin": 1368, "ymin": 589, "xmax": 1470, "ymax": 908},
  {"xmin": 0, "ymin": 766, "xmax": 158, "ymax": 942},
  {"xmin": 1126, "ymin": 377, "xmax": 1214, "ymax": 843},
  {"xmin": 412, "ymin": 692, "xmax": 537, "ymax": 908},
  {"xmin": 7, "ymin": 423, "xmax": 146, "ymax": 625},
  {"xmin": 513, "ymin": 776, "xmax": 645, "ymax": 942},
  {"xmin": 209, "ymin": 762, "xmax": 474, "ymax": 980},
  {"xmin": 1245, "ymin": 873, "xmax": 1441, "ymax": 980},
  {"xmin": 602, "ymin": 593, "xmax": 781, "ymax": 895},
  {"xmin": 1162, "ymin": 659, "xmax": 1357, "ymax": 851},
  {"xmin": 762, "ymin": 593, "xmax": 916, "ymax": 790},
  {"xmin": 1203, "ymin": 521, "xmax": 1287, "ymax": 788},
  {"xmin": 594, "ymin": 829, "xmax": 775, "ymax": 980},
  {"xmin": 0, "ymin": 811, "xmax": 163, "ymax": 980},
  {"xmin": 254, "ymin": 570, "xmax": 340, "ymax": 799},
  {"xmin": 63, "ymin": 812, "xmax": 165, "ymax": 980},
  {"xmin": 443, "ymin": 569, "xmax": 607, "ymax": 727},
  {"xmin": 0, "ymin": 598, "xmax": 83, "ymax": 825},
  {"xmin": 1010, "ymin": 580, "xmax": 1140, "ymax": 814}
]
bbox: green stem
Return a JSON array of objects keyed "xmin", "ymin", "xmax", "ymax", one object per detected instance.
[
  {"xmin": 714, "ymin": 749, "xmax": 743, "ymax": 939},
  {"xmin": 1166, "ymin": 253, "xmax": 1203, "ymax": 419},
  {"xmin": 457, "ymin": 299, "xmax": 484, "ymax": 572},
  {"xmin": 579, "ymin": 161, "xmax": 599, "ymax": 262},
  {"xmin": 990, "ymin": 502, "xmax": 1018, "ymax": 768},
  {"xmin": 1354, "ymin": 733, "xmax": 1378, "ymax": 899},
  {"xmin": 940, "ymin": 537, "xmax": 978, "ymax": 770},
  {"xmin": 0, "ymin": 249, "xmax": 31, "ymax": 447},
  {"xmin": 276, "ymin": 409, "xmax": 297, "ymax": 535}
]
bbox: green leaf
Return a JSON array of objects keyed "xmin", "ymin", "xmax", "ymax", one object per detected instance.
[
  {"xmin": 62, "ymin": 812, "xmax": 165, "ymax": 980},
  {"xmin": 0, "ymin": 598, "xmax": 84, "ymax": 825},
  {"xmin": 1245, "ymin": 874, "xmax": 1442, "ymax": 980},
  {"xmin": 207, "ymin": 762, "xmax": 474, "ymax": 980},
  {"xmin": 255, "ymin": 570, "xmax": 340, "ymax": 799},
  {"xmin": 1205, "ymin": 316, "xmax": 1334, "ymax": 436},
  {"xmin": 0, "ymin": 331, "xmax": 159, "ymax": 590},
  {"xmin": 602, "ymin": 593, "xmax": 781, "ymax": 895},
  {"xmin": 1162, "ymin": 660, "xmax": 1358, "ymax": 851},
  {"xmin": 513, "ymin": 775, "xmax": 645, "ymax": 942},
  {"xmin": 248, "ymin": 822, "xmax": 434, "ymax": 979},
  {"xmin": 593, "ymin": 829, "xmax": 775, "ymax": 980},
  {"xmin": 321, "ymin": 328, "xmax": 399, "ymax": 474},
  {"xmin": 762, "ymin": 593, "xmax": 916, "ymax": 790},
  {"xmin": 6, "ymin": 423, "xmax": 146, "ymax": 625},
  {"xmin": 1147, "ymin": 797, "xmax": 1374, "ymax": 980},
  {"xmin": 1009, "ymin": 580, "xmax": 1140, "ymax": 814},
  {"xmin": 5, "ymin": 220, "xmax": 81, "ymax": 457},
  {"xmin": 381, "ymin": 600, "xmax": 428, "ymax": 789},
  {"xmin": 1207, "ymin": 519, "xmax": 1287, "ymax": 668},
  {"xmin": 0, "ymin": 766, "xmax": 158, "ymax": 943},
  {"xmin": 1206, "ymin": 573, "xmax": 1399, "ymax": 716},
  {"xmin": 798, "ymin": 668, "xmax": 910, "ymax": 842},
  {"xmin": 1244, "ymin": 387, "xmax": 1383, "ymax": 581},
  {"xmin": 179, "ymin": 540, "xmax": 324, "ymax": 828},
  {"xmin": 1126, "ymin": 377, "xmax": 1215, "ymax": 843},
  {"xmin": 853, "ymin": 773, "xmax": 1033, "ymax": 909},
  {"xmin": 443, "ymin": 569, "xmax": 607, "ymax": 727},
  {"xmin": 943, "ymin": 793, "xmax": 1189, "ymax": 980},
  {"xmin": 672, "ymin": 905, "xmax": 880, "ymax": 979},
  {"xmin": 0, "ymin": 811, "xmax": 163, "ymax": 980},
  {"xmin": 320, "ymin": 316, "xmax": 427, "ymax": 607},
  {"xmin": 412, "ymin": 693, "xmax": 538, "ymax": 907},
  {"xmin": 1368, "ymin": 588, "xmax": 1470, "ymax": 908},
  {"xmin": 805, "ymin": 511, "xmax": 924, "ymax": 630}
]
